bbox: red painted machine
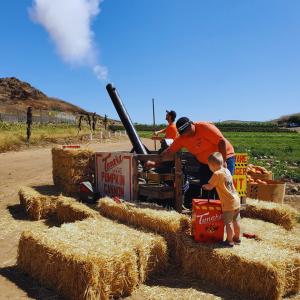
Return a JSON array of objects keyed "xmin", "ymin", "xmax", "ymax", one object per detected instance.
[{"xmin": 192, "ymin": 198, "xmax": 224, "ymax": 243}]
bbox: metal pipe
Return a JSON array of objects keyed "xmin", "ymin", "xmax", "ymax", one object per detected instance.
[{"xmin": 106, "ymin": 83, "xmax": 147, "ymax": 154}]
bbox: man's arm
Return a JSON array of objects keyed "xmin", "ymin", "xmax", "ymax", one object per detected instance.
[
  {"xmin": 218, "ymin": 139, "xmax": 227, "ymax": 167},
  {"xmin": 154, "ymin": 128, "xmax": 166, "ymax": 135}
]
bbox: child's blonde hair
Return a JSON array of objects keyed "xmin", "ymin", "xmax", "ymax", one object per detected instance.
[{"xmin": 208, "ymin": 152, "xmax": 224, "ymax": 166}]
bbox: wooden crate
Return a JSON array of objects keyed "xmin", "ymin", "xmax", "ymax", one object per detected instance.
[{"xmin": 132, "ymin": 153, "xmax": 184, "ymax": 212}]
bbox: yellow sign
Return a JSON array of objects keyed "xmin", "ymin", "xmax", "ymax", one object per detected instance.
[{"xmin": 233, "ymin": 153, "xmax": 248, "ymax": 197}]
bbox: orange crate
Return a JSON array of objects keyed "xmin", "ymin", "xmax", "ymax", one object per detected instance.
[{"xmin": 192, "ymin": 199, "xmax": 224, "ymax": 243}]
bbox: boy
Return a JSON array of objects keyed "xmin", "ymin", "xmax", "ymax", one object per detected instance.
[{"xmin": 203, "ymin": 152, "xmax": 241, "ymax": 247}]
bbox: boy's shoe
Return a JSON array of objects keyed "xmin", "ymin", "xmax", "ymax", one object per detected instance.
[
  {"xmin": 233, "ymin": 237, "xmax": 241, "ymax": 245},
  {"xmin": 220, "ymin": 240, "xmax": 234, "ymax": 247}
]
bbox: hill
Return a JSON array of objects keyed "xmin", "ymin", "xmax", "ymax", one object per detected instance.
[{"xmin": 0, "ymin": 77, "xmax": 87, "ymax": 114}]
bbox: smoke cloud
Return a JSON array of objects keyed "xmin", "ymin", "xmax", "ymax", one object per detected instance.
[{"xmin": 29, "ymin": 0, "xmax": 107, "ymax": 80}]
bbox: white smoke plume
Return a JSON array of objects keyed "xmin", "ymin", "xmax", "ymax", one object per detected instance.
[{"xmin": 29, "ymin": 0, "xmax": 107, "ymax": 80}]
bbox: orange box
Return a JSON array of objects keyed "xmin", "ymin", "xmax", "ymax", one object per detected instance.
[{"xmin": 192, "ymin": 199, "xmax": 224, "ymax": 243}]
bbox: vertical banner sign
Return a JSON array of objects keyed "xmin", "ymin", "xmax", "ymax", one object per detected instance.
[
  {"xmin": 95, "ymin": 152, "xmax": 133, "ymax": 201},
  {"xmin": 233, "ymin": 153, "xmax": 248, "ymax": 197}
]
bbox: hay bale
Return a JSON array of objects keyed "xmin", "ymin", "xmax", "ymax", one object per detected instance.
[
  {"xmin": 131, "ymin": 284, "xmax": 222, "ymax": 300},
  {"xmin": 175, "ymin": 234, "xmax": 300, "ymax": 300},
  {"xmin": 56, "ymin": 196, "xmax": 98, "ymax": 223},
  {"xmin": 242, "ymin": 199, "xmax": 299, "ymax": 230},
  {"xmin": 241, "ymin": 218, "xmax": 300, "ymax": 253},
  {"xmin": 18, "ymin": 218, "xmax": 168, "ymax": 300},
  {"xmin": 18, "ymin": 187, "xmax": 57, "ymax": 220},
  {"xmin": 52, "ymin": 147, "xmax": 94, "ymax": 196},
  {"xmin": 98, "ymin": 197, "xmax": 190, "ymax": 235}
]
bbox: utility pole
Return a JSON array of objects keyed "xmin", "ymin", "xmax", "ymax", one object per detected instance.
[{"xmin": 152, "ymin": 98, "xmax": 156, "ymax": 151}]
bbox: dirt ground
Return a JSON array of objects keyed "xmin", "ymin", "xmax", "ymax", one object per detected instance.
[{"xmin": 0, "ymin": 138, "xmax": 299, "ymax": 300}]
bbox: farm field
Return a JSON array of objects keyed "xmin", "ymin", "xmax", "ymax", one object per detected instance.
[
  {"xmin": 0, "ymin": 122, "xmax": 105, "ymax": 153},
  {"xmin": 139, "ymin": 131, "xmax": 300, "ymax": 182}
]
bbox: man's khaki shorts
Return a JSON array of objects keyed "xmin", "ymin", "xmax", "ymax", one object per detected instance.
[{"xmin": 222, "ymin": 209, "xmax": 240, "ymax": 225}]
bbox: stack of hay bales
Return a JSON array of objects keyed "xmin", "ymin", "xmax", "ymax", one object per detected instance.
[
  {"xmin": 19, "ymin": 187, "xmax": 57, "ymax": 220},
  {"xmin": 98, "ymin": 197, "xmax": 190, "ymax": 235},
  {"xmin": 18, "ymin": 218, "xmax": 168, "ymax": 300},
  {"xmin": 174, "ymin": 234, "xmax": 300, "ymax": 300},
  {"xmin": 52, "ymin": 147, "xmax": 94, "ymax": 196},
  {"xmin": 56, "ymin": 195, "xmax": 98, "ymax": 223},
  {"xmin": 242, "ymin": 199, "xmax": 299, "ymax": 230},
  {"xmin": 241, "ymin": 218, "xmax": 300, "ymax": 252}
]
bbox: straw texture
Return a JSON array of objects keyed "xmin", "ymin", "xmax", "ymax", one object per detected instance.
[
  {"xmin": 241, "ymin": 217, "xmax": 300, "ymax": 253},
  {"xmin": 18, "ymin": 218, "xmax": 168, "ymax": 300},
  {"xmin": 98, "ymin": 197, "xmax": 190, "ymax": 235},
  {"xmin": 19, "ymin": 186, "xmax": 57, "ymax": 220},
  {"xmin": 52, "ymin": 147, "xmax": 93, "ymax": 196},
  {"xmin": 56, "ymin": 195, "xmax": 98, "ymax": 223},
  {"xmin": 242, "ymin": 198, "xmax": 299, "ymax": 230},
  {"xmin": 174, "ymin": 234, "xmax": 300, "ymax": 300}
]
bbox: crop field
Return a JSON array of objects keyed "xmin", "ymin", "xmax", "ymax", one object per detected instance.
[{"xmin": 138, "ymin": 130, "xmax": 300, "ymax": 182}]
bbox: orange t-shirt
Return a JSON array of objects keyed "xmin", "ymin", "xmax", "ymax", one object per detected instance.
[
  {"xmin": 165, "ymin": 123, "xmax": 178, "ymax": 140},
  {"xmin": 166, "ymin": 122, "xmax": 234, "ymax": 164},
  {"xmin": 209, "ymin": 167, "xmax": 240, "ymax": 211}
]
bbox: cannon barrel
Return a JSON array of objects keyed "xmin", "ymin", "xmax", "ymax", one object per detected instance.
[{"xmin": 106, "ymin": 83, "xmax": 147, "ymax": 154}]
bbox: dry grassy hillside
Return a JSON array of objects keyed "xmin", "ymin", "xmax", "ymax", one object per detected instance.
[{"xmin": 0, "ymin": 77, "xmax": 87, "ymax": 114}]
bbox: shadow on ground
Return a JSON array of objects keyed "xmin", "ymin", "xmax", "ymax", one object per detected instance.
[{"xmin": 0, "ymin": 265, "xmax": 63, "ymax": 300}]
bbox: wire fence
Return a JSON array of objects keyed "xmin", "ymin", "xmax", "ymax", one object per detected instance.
[{"xmin": 0, "ymin": 111, "xmax": 77, "ymax": 124}]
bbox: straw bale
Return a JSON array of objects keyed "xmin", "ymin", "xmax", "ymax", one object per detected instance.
[
  {"xmin": 52, "ymin": 147, "xmax": 94, "ymax": 196},
  {"xmin": 242, "ymin": 198, "xmax": 299, "ymax": 230},
  {"xmin": 131, "ymin": 284, "xmax": 221, "ymax": 300},
  {"xmin": 18, "ymin": 186, "xmax": 57, "ymax": 220},
  {"xmin": 174, "ymin": 234, "xmax": 300, "ymax": 300},
  {"xmin": 98, "ymin": 197, "xmax": 190, "ymax": 235},
  {"xmin": 56, "ymin": 195, "xmax": 99, "ymax": 223},
  {"xmin": 241, "ymin": 218, "xmax": 300, "ymax": 253},
  {"xmin": 18, "ymin": 218, "xmax": 168, "ymax": 300}
]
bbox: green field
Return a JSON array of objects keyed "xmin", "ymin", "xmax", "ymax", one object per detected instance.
[{"xmin": 138, "ymin": 131, "xmax": 300, "ymax": 182}]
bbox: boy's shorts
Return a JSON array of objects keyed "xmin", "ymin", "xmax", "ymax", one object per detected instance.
[{"xmin": 223, "ymin": 209, "xmax": 240, "ymax": 225}]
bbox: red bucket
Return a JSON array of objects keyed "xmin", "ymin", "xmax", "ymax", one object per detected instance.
[{"xmin": 192, "ymin": 198, "xmax": 224, "ymax": 243}]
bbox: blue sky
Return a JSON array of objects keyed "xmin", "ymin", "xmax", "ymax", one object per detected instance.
[{"xmin": 1, "ymin": 1, "xmax": 300, "ymax": 124}]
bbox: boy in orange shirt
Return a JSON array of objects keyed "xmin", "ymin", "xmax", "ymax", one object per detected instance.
[{"xmin": 203, "ymin": 152, "xmax": 241, "ymax": 247}]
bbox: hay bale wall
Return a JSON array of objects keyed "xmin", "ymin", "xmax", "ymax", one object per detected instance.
[
  {"xmin": 175, "ymin": 234, "xmax": 300, "ymax": 300},
  {"xmin": 19, "ymin": 187, "xmax": 57, "ymax": 220},
  {"xmin": 56, "ymin": 196, "xmax": 98, "ymax": 223},
  {"xmin": 98, "ymin": 197, "xmax": 190, "ymax": 235},
  {"xmin": 241, "ymin": 218, "xmax": 300, "ymax": 253},
  {"xmin": 242, "ymin": 199, "xmax": 298, "ymax": 230},
  {"xmin": 52, "ymin": 147, "xmax": 94, "ymax": 196},
  {"xmin": 18, "ymin": 218, "xmax": 168, "ymax": 300}
]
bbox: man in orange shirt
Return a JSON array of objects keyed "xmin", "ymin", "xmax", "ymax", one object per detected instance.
[
  {"xmin": 154, "ymin": 110, "xmax": 178, "ymax": 140},
  {"xmin": 147, "ymin": 117, "xmax": 235, "ymax": 200}
]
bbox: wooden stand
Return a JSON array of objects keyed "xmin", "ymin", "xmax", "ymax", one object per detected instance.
[{"xmin": 132, "ymin": 153, "xmax": 184, "ymax": 212}]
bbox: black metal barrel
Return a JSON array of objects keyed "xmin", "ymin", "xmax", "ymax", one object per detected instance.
[{"xmin": 106, "ymin": 83, "xmax": 147, "ymax": 154}]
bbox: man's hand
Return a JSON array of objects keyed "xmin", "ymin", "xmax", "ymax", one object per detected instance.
[{"xmin": 145, "ymin": 160, "xmax": 156, "ymax": 169}]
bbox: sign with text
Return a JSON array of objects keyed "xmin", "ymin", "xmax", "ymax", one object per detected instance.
[
  {"xmin": 233, "ymin": 153, "xmax": 248, "ymax": 197},
  {"xmin": 95, "ymin": 152, "xmax": 133, "ymax": 201}
]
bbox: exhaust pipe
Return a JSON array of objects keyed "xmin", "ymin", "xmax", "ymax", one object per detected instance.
[{"xmin": 106, "ymin": 83, "xmax": 147, "ymax": 154}]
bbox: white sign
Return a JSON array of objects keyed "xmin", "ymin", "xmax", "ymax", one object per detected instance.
[{"xmin": 95, "ymin": 152, "xmax": 133, "ymax": 201}]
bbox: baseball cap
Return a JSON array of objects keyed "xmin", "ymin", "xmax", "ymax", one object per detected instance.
[{"xmin": 176, "ymin": 117, "xmax": 192, "ymax": 134}]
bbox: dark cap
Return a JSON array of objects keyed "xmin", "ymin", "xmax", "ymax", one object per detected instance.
[
  {"xmin": 166, "ymin": 110, "xmax": 176, "ymax": 121},
  {"xmin": 176, "ymin": 117, "xmax": 192, "ymax": 134}
]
